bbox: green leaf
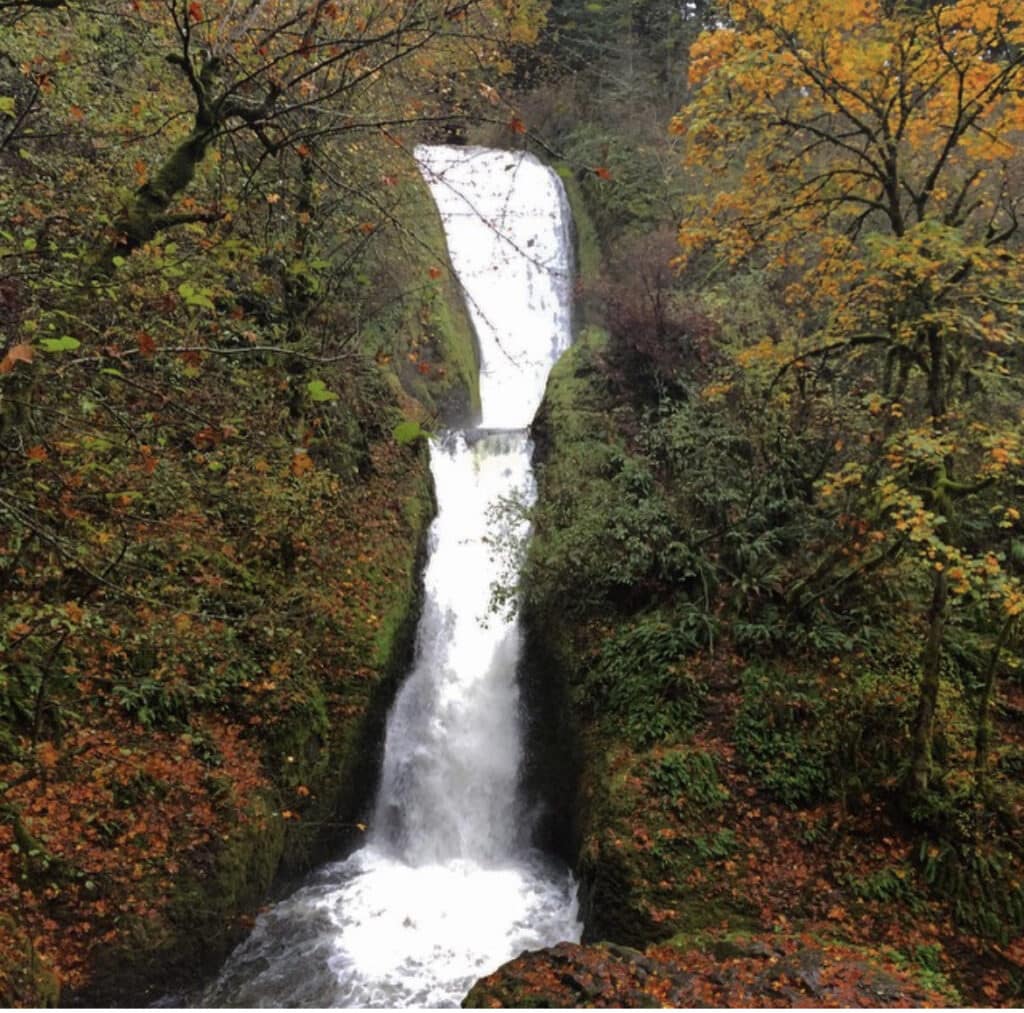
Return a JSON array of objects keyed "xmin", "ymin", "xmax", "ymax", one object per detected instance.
[
  {"xmin": 178, "ymin": 282, "xmax": 215, "ymax": 310},
  {"xmin": 306, "ymin": 378, "xmax": 338, "ymax": 403},
  {"xmin": 393, "ymin": 420, "xmax": 428, "ymax": 446},
  {"xmin": 39, "ymin": 336, "xmax": 81, "ymax": 353},
  {"xmin": 0, "ymin": 96, "xmax": 14, "ymax": 117},
  {"xmin": 22, "ymin": 237, "xmax": 37, "ymax": 252}
]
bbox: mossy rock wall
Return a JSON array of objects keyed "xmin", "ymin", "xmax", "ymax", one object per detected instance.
[
  {"xmin": 523, "ymin": 322, "xmax": 748, "ymax": 950},
  {"xmin": 517, "ymin": 604, "xmax": 582, "ymax": 867},
  {"xmin": 69, "ymin": 457, "xmax": 434, "ymax": 1007},
  {"xmin": 365, "ymin": 172, "xmax": 481, "ymax": 428}
]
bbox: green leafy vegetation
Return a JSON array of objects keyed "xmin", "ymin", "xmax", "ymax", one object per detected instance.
[
  {"xmin": 647, "ymin": 749, "xmax": 729, "ymax": 817},
  {"xmin": 734, "ymin": 663, "xmax": 830, "ymax": 808},
  {"xmin": 580, "ymin": 617, "xmax": 707, "ymax": 748}
]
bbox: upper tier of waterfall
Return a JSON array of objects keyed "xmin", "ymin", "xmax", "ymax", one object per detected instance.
[{"xmin": 415, "ymin": 146, "xmax": 573, "ymax": 429}]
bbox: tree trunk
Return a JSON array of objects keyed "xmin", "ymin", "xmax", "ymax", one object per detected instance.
[
  {"xmin": 87, "ymin": 120, "xmax": 215, "ymax": 277},
  {"xmin": 926, "ymin": 326, "xmax": 946, "ymax": 420},
  {"xmin": 910, "ymin": 567, "xmax": 947, "ymax": 795},
  {"xmin": 284, "ymin": 150, "xmax": 316, "ymax": 343},
  {"xmin": 973, "ymin": 615, "xmax": 1015, "ymax": 800},
  {"xmin": 120, "ymin": 125, "xmax": 214, "ymax": 248},
  {"xmin": 910, "ymin": 322, "xmax": 952, "ymax": 798}
]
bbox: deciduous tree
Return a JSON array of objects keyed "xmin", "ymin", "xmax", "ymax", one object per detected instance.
[{"xmin": 674, "ymin": 0, "xmax": 1024, "ymax": 795}]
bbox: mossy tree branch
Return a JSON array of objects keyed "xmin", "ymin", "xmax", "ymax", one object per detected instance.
[
  {"xmin": 97, "ymin": 0, "xmax": 501, "ymax": 269},
  {"xmin": 106, "ymin": 45, "xmax": 280, "ymax": 265}
]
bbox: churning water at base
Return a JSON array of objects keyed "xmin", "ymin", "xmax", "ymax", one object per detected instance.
[
  {"xmin": 199, "ymin": 844, "xmax": 576, "ymax": 1007},
  {"xmin": 198, "ymin": 147, "xmax": 580, "ymax": 1007}
]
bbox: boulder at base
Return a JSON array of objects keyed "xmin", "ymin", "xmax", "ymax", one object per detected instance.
[{"xmin": 463, "ymin": 936, "xmax": 949, "ymax": 1008}]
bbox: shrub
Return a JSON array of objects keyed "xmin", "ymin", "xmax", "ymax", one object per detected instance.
[
  {"xmin": 648, "ymin": 748, "xmax": 730, "ymax": 816},
  {"xmin": 527, "ymin": 439, "xmax": 680, "ymax": 616},
  {"xmin": 580, "ymin": 613, "xmax": 707, "ymax": 747},
  {"xmin": 734, "ymin": 662, "xmax": 830, "ymax": 807}
]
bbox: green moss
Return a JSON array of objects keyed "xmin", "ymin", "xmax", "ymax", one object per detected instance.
[
  {"xmin": 367, "ymin": 176, "xmax": 480, "ymax": 425},
  {"xmin": 880, "ymin": 942, "xmax": 962, "ymax": 1005},
  {"xmin": 575, "ymin": 738, "xmax": 755, "ymax": 948},
  {"xmin": 425, "ymin": 273, "xmax": 480, "ymax": 422},
  {"xmin": 576, "ymin": 752, "xmax": 667, "ymax": 947},
  {"xmin": 555, "ymin": 165, "xmax": 603, "ymax": 293},
  {"xmin": 170, "ymin": 792, "xmax": 285, "ymax": 938},
  {"xmin": 535, "ymin": 325, "xmax": 609, "ymax": 447},
  {"xmin": 660, "ymin": 919, "xmax": 762, "ymax": 956},
  {"xmin": 373, "ymin": 463, "xmax": 435, "ymax": 670}
]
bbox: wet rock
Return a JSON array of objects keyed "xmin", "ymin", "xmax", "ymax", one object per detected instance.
[
  {"xmin": 604, "ymin": 942, "xmax": 646, "ymax": 964},
  {"xmin": 711, "ymin": 938, "xmax": 776, "ymax": 960},
  {"xmin": 793, "ymin": 947, "xmax": 823, "ymax": 996}
]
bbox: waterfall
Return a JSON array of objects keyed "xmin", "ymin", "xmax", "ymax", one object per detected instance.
[
  {"xmin": 415, "ymin": 146, "xmax": 573, "ymax": 430},
  {"xmin": 198, "ymin": 147, "xmax": 580, "ymax": 1008}
]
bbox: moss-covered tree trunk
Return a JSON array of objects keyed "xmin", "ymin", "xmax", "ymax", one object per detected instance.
[
  {"xmin": 115, "ymin": 122, "xmax": 214, "ymax": 253},
  {"xmin": 911, "ymin": 567, "xmax": 948, "ymax": 796},
  {"xmin": 973, "ymin": 615, "xmax": 1015, "ymax": 799},
  {"xmin": 96, "ymin": 54, "xmax": 223, "ymax": 272},
  {"xmin": 95, "ymin": 54, "xmax": 277, "ymax": 273},
  {"xmin": 910, "ymin": 324, "xmax": 950, "ymax": 798}
]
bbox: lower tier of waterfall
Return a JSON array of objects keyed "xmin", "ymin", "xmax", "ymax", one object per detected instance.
[
  {"xmin": 197, "ymin": 433, "xmax": 580, "ymax": 1008},
  {"xmin": 199, "ymin": 844, "xmax": 578, "ymax": 1008}
]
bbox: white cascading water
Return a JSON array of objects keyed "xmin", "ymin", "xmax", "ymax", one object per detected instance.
[{"xmin": 198, "ymin": 147, "xmax": 581, "ymax": 1008}]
